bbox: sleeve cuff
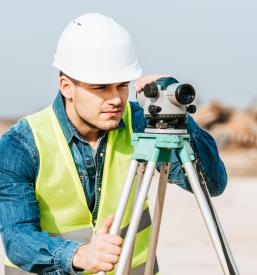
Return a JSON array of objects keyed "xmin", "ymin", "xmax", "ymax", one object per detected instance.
[
  {"xmin": 54, "ymin": 240, "xmax": 84, "ymax": 274},
  {"xmin": 186, "ymin": 115, "xmax": 199, "ymax": 138}
]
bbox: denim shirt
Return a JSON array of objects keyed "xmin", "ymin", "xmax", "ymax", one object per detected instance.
[{"xmin": 0, "ymin": 92, "xmax": 227, "ymax": 274}]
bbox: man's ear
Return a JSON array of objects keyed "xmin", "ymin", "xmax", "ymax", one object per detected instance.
[{"xmin": 59, "ymin": 75, "xmax": 75, "ymax": 100}]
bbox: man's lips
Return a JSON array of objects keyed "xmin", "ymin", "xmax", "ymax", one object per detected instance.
[{"xmin": 101, "ymin": 109, "xmax": 122, "ymax": 114}]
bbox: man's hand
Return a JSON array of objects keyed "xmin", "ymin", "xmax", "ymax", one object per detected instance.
[
  {"xmin": 134, "ymin": 74, "xmax": 171, "ymax": 93},
  {"xmin": 72, "ymin": 215, "xmax": 122, "ymax": 273}
]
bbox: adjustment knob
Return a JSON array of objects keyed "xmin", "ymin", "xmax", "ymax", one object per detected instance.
[
  {"xmin": 187, "ymin": 104, "xmax": 197, "ymax": 113},
  {"xmin": 144, "ymin": 83, "xmax": 159, "ymax": 98},
  {"xmin": 148, "ymin": 105, "xmax": 162, "ymax": 115}
]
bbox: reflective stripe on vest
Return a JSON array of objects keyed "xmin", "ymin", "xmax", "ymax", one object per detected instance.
[
  {"xmin": 50, "ymin": 227, "xmax": 94, "ymax": 243},
  {"xmin": 53, "ymin": 207, "xmax": 152, "ymax": 243},
  {"xmin": 5, "ymin": 103, "xmax": 158, "ymax": 274},
  {"xmin": 120, "ymin": 207, "xmax": 151, "ymax": 238}
]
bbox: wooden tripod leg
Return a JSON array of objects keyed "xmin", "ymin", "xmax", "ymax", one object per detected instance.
[{"xmin": 144, "ymin": 162, "xmax": 170, "ymax": 275}]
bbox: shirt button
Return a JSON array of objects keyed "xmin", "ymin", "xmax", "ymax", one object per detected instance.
[
  {"xmin": 100, "ymin": 153, "xmax": 104, "ymax": 157},
  {"xmin": 98, "ymin": 187, "xmax": 101, "ymax": 192}
]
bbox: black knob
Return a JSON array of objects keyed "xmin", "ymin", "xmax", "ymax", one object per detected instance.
[
  {"xmin": 144, "ymin": 83, "xmax": 159, "ymax": 98},
  {"xmin": 187, "ymin": 105, "xmax": 197, "ymax": 113},
  {"xmin": 148, "ymin": 105, "xmax": 162, "ymax": 115}
]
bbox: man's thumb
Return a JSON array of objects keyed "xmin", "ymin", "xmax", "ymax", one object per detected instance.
[{"xmin": 98, "ymin": 215, "xmax": 114, "ymax": 234}]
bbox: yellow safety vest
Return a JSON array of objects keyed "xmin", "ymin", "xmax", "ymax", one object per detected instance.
[{"xmin": 5, "ymin": 103, "xmax": 159, "ymax": 275}]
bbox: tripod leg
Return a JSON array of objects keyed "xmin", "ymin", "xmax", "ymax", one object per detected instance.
[
  {"xmin": 98, "ymin": 160, "xmax": 139, "ymax": 275},
  {"xmin": 110, "ymin": 160, "xmax": 139, "ymax": 235},
  {"xmin": 183, "ymin": 161, "xmax": 240, "ymax": 275},
  {"xmin": 115, "ymin": 161, "xmax": 157, "ymax": 275},
  {"xmin": 144, "ymin": 162, "xmax": 170, "ymax": 275},
  {"xmin": 124, "ymin": 163, "xmax": 146, "ymax": 275},
  {"xmin": 200, "ymin": 179, "xmax": 240, "ymax": 274}
]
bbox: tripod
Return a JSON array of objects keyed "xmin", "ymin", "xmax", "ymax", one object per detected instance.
[{"xmin": 99, "ymin": 131, "xmax": 240, "ymax": 275}]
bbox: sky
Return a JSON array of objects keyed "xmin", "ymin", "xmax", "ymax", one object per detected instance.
[{"xmin": 0, "ymin": 0, "xmax": 257, "ymax": 117}]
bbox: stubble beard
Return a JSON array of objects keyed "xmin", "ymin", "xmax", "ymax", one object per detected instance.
[{"xmin": 76, "ymin": 110, "xmax": 121, "ymax": 132}]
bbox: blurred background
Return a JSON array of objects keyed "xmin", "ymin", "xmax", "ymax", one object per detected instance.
[{"xmin": 0, "ymin": 0, "xmax": 257, "ymax": 274}]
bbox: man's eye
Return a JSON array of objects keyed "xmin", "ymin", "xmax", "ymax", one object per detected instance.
[{"xmin": 93, "ymin": 86, "xmax": 107, "ymax": 90}]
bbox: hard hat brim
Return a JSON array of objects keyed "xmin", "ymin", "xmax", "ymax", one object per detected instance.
[{"xmin": 53, "ymin": 59, "xmax": 143, "ymax": 84}]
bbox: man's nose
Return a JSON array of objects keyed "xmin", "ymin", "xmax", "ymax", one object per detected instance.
[{"xmin": 107, "ymin": 86, "xmax": 122, "ymax": 105}]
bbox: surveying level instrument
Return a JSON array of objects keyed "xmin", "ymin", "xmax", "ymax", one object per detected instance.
[{"xmin": 98, "ymin": 77, "xmax": 240, "ymax": 275}]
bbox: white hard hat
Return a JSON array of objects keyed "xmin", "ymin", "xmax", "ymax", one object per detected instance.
[{"xmin": 52, "ymin": 13, "xmax": 143, "ymax": 84}]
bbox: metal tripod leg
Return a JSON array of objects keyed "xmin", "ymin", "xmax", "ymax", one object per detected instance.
[
  {"xmin": 115, "ymin": 161, "xmax": 157, "ymax": 275},
  {"xmin": 183, "ymin": 161, "xmax": 240, "ymax": 275},
  {"xmin": 98, "ymin": 160, "xmax": 139, "ymax": 275},
  {"xmin": 144, "ymin": 162, "xmax": 170, "ymax": 275},
  {"xmin": 124, "ymin": 163, "xmax": 146, "ymax": 275},
  {"xmin": 200, "ymin": 179, "xmax": 240, "ymax": 274}
]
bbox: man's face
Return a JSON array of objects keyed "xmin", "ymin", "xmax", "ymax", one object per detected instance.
[{"xmin": 72, "ymin": 81, "xmax": 130, "ymax": 131}]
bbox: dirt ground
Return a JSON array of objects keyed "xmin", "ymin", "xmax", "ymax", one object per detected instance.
[
  {"xmin": 1, "ymin": 175, "xmax": 257, "ymax": 275},
  {"xmin": 220, "ymin": 148, "xmax": 257, "ymax": 177},
  {"xmin": 150, "ymin": 176, "xmax": 257, "ymax": 275}
]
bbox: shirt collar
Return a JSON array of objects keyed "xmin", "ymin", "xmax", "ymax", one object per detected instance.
[{"xmin": 52, "ymin": 91, "xmax": 126, "ymax": 144}]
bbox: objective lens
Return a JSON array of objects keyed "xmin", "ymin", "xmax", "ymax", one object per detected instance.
[{"xmin": 175, "ymin": 84, "xmax": 195, "ymax": 105}]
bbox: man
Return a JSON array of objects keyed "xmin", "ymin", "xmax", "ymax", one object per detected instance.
[{"xmin": 0, "ymin": 13, "xmax": 227, "ymax": 275}]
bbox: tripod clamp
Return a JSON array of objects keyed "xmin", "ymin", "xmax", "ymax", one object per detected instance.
[{"xmin": 132, "ymin": 133, "xmax": 194, "ymax": 163}]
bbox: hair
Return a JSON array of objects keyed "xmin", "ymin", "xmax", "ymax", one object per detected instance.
[{"xmin": 59, "ymin": 71, "xmax": 80, "ymax": 85}]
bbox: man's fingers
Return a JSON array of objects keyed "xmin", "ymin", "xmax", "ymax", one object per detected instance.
[
  {"xmin": 100, "ymin": 253, "xmax": 119, "ymax": 265},
  {"xmin": 100, "ymin": 234, "xmax": 122, "ymax": 246},
  {"xmin": 99, "ymin": 262, "xmax": 114, "ymax": 272},
  {"xmin": 98, "ymin": 241, "xmax": 122, "ymax": 256},
  {"xmin": 134, "ymin": 74, "xmax": 171, "ymax": 92},
  {"xmin": 98, "ymin": 215, "xmax": 114, "ymax": 234}
]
